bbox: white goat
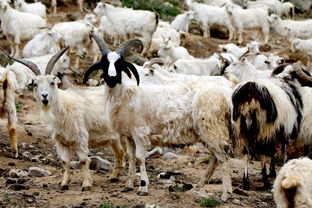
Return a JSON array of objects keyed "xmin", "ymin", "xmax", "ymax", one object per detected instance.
[
  {"xmin": 0, "ymin": 67, "xmax": 18, "ymax": 158},
  {"xmin": 186, "ymin": 0, "xmax": 235, "ymax": 40},
  {"xmin": 0, "ymin": 0, "xmax": 46, "ymax": 57},
  {"xmin": 14, "ymin": 0, "xmax": 46, "ymax": 18},
  {"xmin": 23, "ymin": 28, "xmax": 62, "ymax": 58},
  {"xmin": 219, "ymin": 43, "xmax": 248, "ymax": 58},
  {"xmin": 269, "ymin": 14, "xmax": 312, "ymax": 40},
  {"xmin": 99, "ymin": 16, "xmax": 119, "ymax": 46},
  {"xmin": 148, "ymin": 24, "xmax": 180, "ymax": 57},
  {"xmin": 84, "ymin": 35, "xmax": 233, "ymax": 201},
  {"xmin": 169, "ymin": 53, "xmax": 227, "ymax": 76},
  {"xmin": 290, "ymin": 38, "xmax": 312, "ymax": 67},
  {"xmin": 9, "ymin": 48, "xmax": 125, "ymax": 191},
  {"xmin": 93, "ymin": 2, "xmax": 158, "ymax": 56},
  {"xmin": 52, "ymin": 21, "xmax": 92, "ymax": 70},
  {"xmin": 225, "ymin": 4, "xmax": 270, "ymax": 43},
  {"xmin": 170, "ymin": 11, "xmax": 194, "ymax": 34},
  {"xmin": 158, "ymin": 43, "xmax": 194, "ymax": 64},
  {"xmin": 273, "ymin": 157, "xmax": 312, "ymax": 208}
]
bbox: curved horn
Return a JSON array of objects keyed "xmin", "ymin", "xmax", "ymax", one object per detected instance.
[
  {"xmin": 8, "ymin": 56, "xmax": 41, "ymax": 76},
  {"xmin": 90, "ymin": 32, "xmax": 110, "ymax": 55},
  {"xmin": 83, "ymin": 61, "xmax": 103, "ymax": 84},
  {"xmin": 124, "ymin": 61, "xmax": 140, "ymax": 86},
  {"xmin": 115, "ymin": 38, "xmax": 143, "ymax": 57},
  {"xmin": 271, "ymin": 63, "xmax": 289, "ymax": 76},
  {"xmin": 238, "ymin": 48, "xmax": 250, "ymax": 61},
  {"xmin": 45, "ymin": 46, "xmax": 69, "ymax": 75},
  {"xmin": 143, "ymin": 58, "xmax": 165, "ymax": 69},
  {"xmin": 293, "ymin": 63, "xmax": 312, "ymax": 83}
]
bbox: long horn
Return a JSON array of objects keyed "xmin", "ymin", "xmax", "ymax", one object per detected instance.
[
  {"xmin": 45, "ymin": 46, "xmax": 69, "ymax": 75},
  {"xmin": 293, "ymin": 63, "xmax": 312, "ymax": 82},
  {"xmin": 83, "ymin": 61, "xmax": 103, "ymax": 84},
  {"xmin": 124, "ymin": 61, "xmax": 140, "ymax": 86},
  {"xmin": 238, "ymin": 48, "xmax": 250, "ymax": 61},
  {"xmin": 115, "ymin": 38, "xmax": 143, "ymax": 57},
  {"xmin": 143, "ymin": 58, "xmax": 165, "ymax": 69},
  {"xmin": 8, "ymin": 56, "xmax": 41, "ymax": 76},
  {"xmin": 90, "ymin": 32, "xmax": 110, "ymax": 55},
  {"xmin": 271, "ymin": 63, "xmax": 289, "ymax": 76}
]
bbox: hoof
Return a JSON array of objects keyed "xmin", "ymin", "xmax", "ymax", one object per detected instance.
[
  {"xmin": 121, "ymin": 187, "xmax": 133, "ymax": 192},
  {"xmin": 61, "ymin": 185, "xmax": 69, "ymax": 190},
  {"xmin": 137, "ymin": 191, "xmax": 148, "ymax": 196},
  {"xmin": 109, "ymin": 178, "xmax": 119, "ymax": 183},
  {"xmin": 82, "ymin": 186, "xmax": 91, "ymax": 192}
]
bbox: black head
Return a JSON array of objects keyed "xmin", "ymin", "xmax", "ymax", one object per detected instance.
[{"xmin": 83, "ymin": 33, "xmax": 142, "ymax": 88}]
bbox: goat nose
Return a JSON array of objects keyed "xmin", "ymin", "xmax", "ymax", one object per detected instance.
[{"xmin": 42, "ymin": 92, "xmax": 48, "ymax": 98}]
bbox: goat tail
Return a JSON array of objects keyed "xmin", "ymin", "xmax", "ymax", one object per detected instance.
[{"xmin": 280, "ymin": 173, "xmax": 299, "ymax": 207}]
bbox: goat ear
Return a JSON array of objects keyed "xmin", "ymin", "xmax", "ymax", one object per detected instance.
[{"xmin": 53, "ymin": 76, "xmax": 61, "ymax": 84}]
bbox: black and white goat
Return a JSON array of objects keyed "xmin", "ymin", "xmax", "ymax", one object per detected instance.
[
  {"xmin": 84, "ymin": 34, "xmax": 233, "ymax": 201},
  {"xmin": 232, "ymin": 63, "xmax": 312, "ymax": 190}
]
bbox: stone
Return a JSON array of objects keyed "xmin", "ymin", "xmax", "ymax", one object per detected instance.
[
  {"xmin": 163, "ymin": 152, "xmax": 178, "ymax": 160},
  {"xmin": 9, "ymin": 169, "xmax": 28, "ymax": 178},
  {"xmin": 145, "ymin": 147, "xmax": 163, "ymax": 159},
  {"xmin": 28, "ymin": 167, "xmax": 52, "ymax": 177},
  {"xmin": 89, "ymin": 156, "xmax": 113, "ymax": 171}
]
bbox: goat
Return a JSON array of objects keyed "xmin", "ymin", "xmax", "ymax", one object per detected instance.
[
  {"xmin": 14, "ymin": 0, "xmax": 46, "ymax": 18},
  {"xmin": 52, "ymin": 0, "xmax": 83, "ymax": 13},
  {"xmin": 83, "ymin": 34, "xmax": 233, "ymax": 201},
  {"xmin": 0, "ymin": 0, "xmax": 46, "ymax": 57},
  {"xmin": 9, "ymin": 48, "xmax": 125, "ymax": 191},
  {"xmin": 232, "ymin": 63, "xmax": 312, "ymax": 190},
  {"xmin": 273, "ymin": 157, "xmax": 312, "ymax": 208},
  {"xmin": 0, "ymin": 67, "xmax": 18, "ymax": 158}
]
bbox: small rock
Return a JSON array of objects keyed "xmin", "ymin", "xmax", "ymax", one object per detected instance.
[
  {"xmin": 9, "ymin": 184, "xmax": 28, "ymax": 191},
  {"xmin": 233, "ymin": 188, "xmax": 249, "ymax": 196},
  {"xmin": 8, "ymin": 162, "xmax": 16, "ymax": 166},
  {"xmin": 70, "ymin": 161, "xmax": 81, "ymax": 169},
  {"xmin": 89, "ymin": 156, "xmax": 113, "ymax": 171},
  {"xmin": 43, "ymin": 184, "xmax": 48, "ymax": 189},
  {"xmin": 163, "ymin": 152, "xmax": 178, "ymax": 160},
  {"xmin": 9, "ymin": 169, "xmax": 28, "ymax": 178},
  {"xmin": 233, "ymin": 199, "xmax": 240, "ymax": 205},
  {"xmin": 22, "ymin": 151, "xmax": 31, "ymax": 158},
  {"xmin": 30, "ymin": 156, "xmax": 40, "ymax": 162},
  {"xmin": 33, "ymin": 192, "xmax": 40, "ymax": 196},
  {"xmin": 28, "ymin": 167, "xmax": 51, "ymax": 177},
  {"xmin": 27, "ymin": 198, "xmax": 34, "ymax": 203}
]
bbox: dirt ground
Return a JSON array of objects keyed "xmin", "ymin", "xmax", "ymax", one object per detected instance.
[{"xmin": 0, "ymin": 1, "xmax": 310, "ymax": 208}]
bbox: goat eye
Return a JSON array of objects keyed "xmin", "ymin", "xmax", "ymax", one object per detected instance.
[{"xmin": 50, "ymin": 82, "xmax": 55, "ymax": 86}]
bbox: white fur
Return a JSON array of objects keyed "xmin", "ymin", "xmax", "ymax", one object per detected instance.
[
  {"xmin": 14, "ymin": 0, "xmax": 46, "ymax": 18},
  {"xmin": 107, "ymin": 52, "xmax": 120, "ymax": 76}
]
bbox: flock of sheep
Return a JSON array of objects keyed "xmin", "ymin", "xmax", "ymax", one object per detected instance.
[{"xmin": 1, "ymin": 0, "xmax": 312, "ymax": 207}]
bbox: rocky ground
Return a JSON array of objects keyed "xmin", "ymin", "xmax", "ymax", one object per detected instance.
[{"xmin": 0, "ymin": 1, "xmax": 311, "ymax": 208}]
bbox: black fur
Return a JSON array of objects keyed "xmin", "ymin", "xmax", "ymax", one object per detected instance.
[
  {"xmin": 83, "ymin": 54, "xmax": 140, "ymax": 88},
  {"xmin": 140, "ymin": 180, "xmax": 146, "ymax": 187},
  {"xmin": 232, "ymin": 82, "xmax": 277, "ymax": 123}
]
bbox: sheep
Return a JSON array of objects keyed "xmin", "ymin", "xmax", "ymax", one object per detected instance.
[
  {"xmin": 231, "ymin": 63, "xmax": 312, "ymax": 190},
  {"xmin": 52, "ymin": 21, "xmax": 93, "ymax": 70},
  {"xmin": 0, "ymin": 0, "xmax": 46, "ymax": 57},
  {"xmin": 273, "ymin": 157, "xmax": 312, "ymax": 208},
  {"xmin": 83, "ymin": 34, "xmax": 233, "ymax": 201},
  {"xmin": 14, "ymin": 0, "xmax": 46, "ymax": 18},
  {"xmin": 290, "ymin": 38, "xmax": 312, "ymax": 68},
  {"xmin": 93, "ymin": 2, "xmax": 158, "ymax": 56},
  {"xmin": 269, "ymin": 14, "xmax": 312, "ymax": 40},
  {"xmin": 9, "ymin": 48, "xmax": 125, "ymax": 191},
  {"xmin": 7, "ymin": 53, "xmax": 70, "ymax": 91},
  {"xmin": 186, "ymin": 0, "xmax": 235, "ymax": 40},
  {"xmin": 22, "ymin": 28, "xmax": 62, "ymax": 58},
  {"xmin": 170, "ymin": 11, "xmax": 194, "ymax": 34},
  {"xmin": 52, "ymin": 0, "xmax": 83, "ymax": 13},
  {"xmin": 0, "ymin": 67, "xmax": 18, "ymax": 158},
  {"xmin": 225, "ymin": 4, "xmax": 270, "ymax": 44}
]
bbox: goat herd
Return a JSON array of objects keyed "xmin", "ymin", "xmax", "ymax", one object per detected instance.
[{"xmin": 0, "ymin": 0, "xmax": 312, "ymax": 207}]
